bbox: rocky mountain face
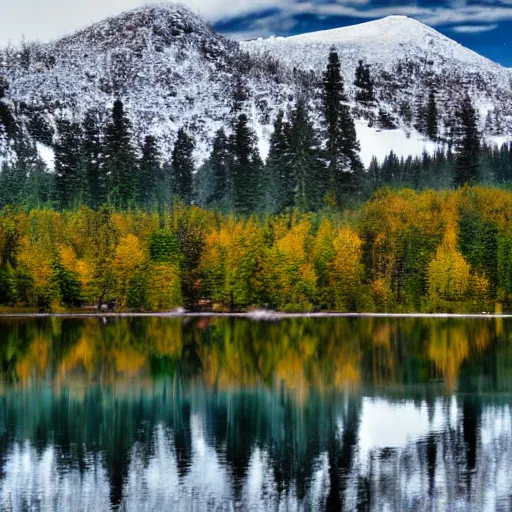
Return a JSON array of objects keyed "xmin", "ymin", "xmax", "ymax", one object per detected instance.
[
  {"xmin": 244, "ymin": 16, "xmax": 512, "ymax": 140},
  {"xmin": 0, "ymin": 4, "xmax": 511, "ymax": 168}
]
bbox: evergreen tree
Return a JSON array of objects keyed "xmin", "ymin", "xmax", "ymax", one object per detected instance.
[
  {"xmin": 137, "ymin": 135, "xmax": 161, "ymax": 209},
  {"xmin": 323, "ymin": 49, "xmax": 362, "ymax": 205},
  {"xmin": 426, "ymin": 89, "xmax": 438, "ymax": 141},
  {"xmin": 82, "ymin": 109, "xmax": 106, "ymax": 209},
  {"xmin": 265, "ymin": 111, "xmax": 291, "ymax": 212},
  {"xmin": 453, "ymin": 95, "xmax": 480, "ymax": 187},
  {"xmin": 172, "ymin": 128, "xmax": 195, "ymax": 205},
  {"xmin": 208, "ymin": 128, "xmax": 230, "ymax": 206},
  {"xmin": 287, "ymin": 99, "xmax": 326, "ymax": 211},
  {"xmin": 414, "ymin": 95, "xmax": 427, "ymax": 135},
  {"xmin": 104, "ymin": 99, "xmax": 136, "ymax": 209},
  {"xmin": 230, "ymin": 114, "xmax": 262, "ymax": 214},
  {"xmin": 231, "ymin": 74, "xmax": 249, "ymax": 114},
  {"xmin": 377, "ymin": 109, "xmax": 397, "ymax": 130},
  {"xmin": 354, "ymin": 60, "xmax": 375, "ymax": 104},
  {"xmin": 54, "ymin": 119, "xmax": 83, "ymax": 210}
]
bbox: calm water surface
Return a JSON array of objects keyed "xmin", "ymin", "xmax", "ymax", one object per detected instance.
[{"xmin": 0, "ymin": 316, "xmax": 511, "ymax": 511}]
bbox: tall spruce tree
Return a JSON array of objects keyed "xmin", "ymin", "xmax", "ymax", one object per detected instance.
[
  {"xmin": 54, "ymin": 118, "xmax": 83, "ymax": 210},
  {"xmin": 138, "ymin": 135, "xmax": 161, "ymax": 209},
  {"xmin": 208, "ymin": 128, "xmax": 230, "ymax": 206},
  {"xmin": 323, "ymin": 49, "xmax": 363, "ymax": 205},
  {"xmin": 426, "ymin": 89, "xmax": 438, "ymax": 141},
  {"xmin": 231, "ymin": 74, "xmax": 249, "ymax": 114},
  {"xmin": 230, "ymin": 114, "xmax": 262, "ymax": 214},
  {"xmin": 82, "ymin": 109, "xmax": 106, "ymax": 209},
  {"xmin": 104, "ymin": 99, "xmax": 136, "ymax": 209},
  {"xmin": 453, "ymin": 95, "xmax": 480, "ymax": 187},
  {"xmin": 414, "ymin": 95, "xmax": 427, "ymax": 135},
  {"xmin": 287, "ymin": 100, "xmax": 326, "ymax": 211},
  {"xmin": 172, "ymin": 128, "xmax": 195, "ymax": 205},
  {"xmin": 265, "ymin": 110, "xmax": 291, "ymax": 212},
  {"xmin": 354, "ymin": 60, "xmax": 375, "ymax": 104}
]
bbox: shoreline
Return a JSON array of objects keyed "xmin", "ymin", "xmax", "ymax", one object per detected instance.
[{"xmin": 0, "ymin": 311, "xmax": 508, "ymax": 320}]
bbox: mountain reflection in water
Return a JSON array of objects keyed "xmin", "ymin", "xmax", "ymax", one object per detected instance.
[{"xmin": 0, "ymin": 316, "xmax": 511, "ymax": 511}]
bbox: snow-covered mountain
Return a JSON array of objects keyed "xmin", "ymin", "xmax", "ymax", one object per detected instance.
[{"xmin": 1, "ymin": 4, "xmax": 511, "ymax": 168}]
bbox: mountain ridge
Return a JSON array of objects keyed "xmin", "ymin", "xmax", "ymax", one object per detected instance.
[{"xmin": 0, "ymin": 3, "xmax": 511, "ymax": 169}]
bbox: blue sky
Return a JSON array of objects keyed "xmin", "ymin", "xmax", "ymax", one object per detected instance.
[
  {"xmin": 211, "ymin": 0, "xmax": 512, "ymax": 67},
  {"xmin": 1, "ymin": 0, "xmax": 511, "ymax": 66}
]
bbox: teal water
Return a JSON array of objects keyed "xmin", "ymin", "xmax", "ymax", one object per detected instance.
[{"xmin": 0, "ymin": 316, "xmax": 511, "ymax": 511}]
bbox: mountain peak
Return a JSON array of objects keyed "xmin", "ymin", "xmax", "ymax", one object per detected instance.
[
  {"xmin": 56, "ymin": 2, "xmax": 220, "ymax": 51},
  {"xmin": 284, "ymin": 15, "xmax": 439, "ymax": 45}
]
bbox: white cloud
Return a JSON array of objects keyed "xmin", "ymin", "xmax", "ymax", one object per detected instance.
[
  {"xmin": 452, "ymin": 23, "xmax": 499, "ymax": 32},
  {"xmin": 221, "ymin": 2, "xmax": 512, "ymax": 39}
]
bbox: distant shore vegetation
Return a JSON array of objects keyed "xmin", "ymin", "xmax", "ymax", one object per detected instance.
[{"xmin": 0, "ymin": 186, "xmax": 511, "ymax": 314}]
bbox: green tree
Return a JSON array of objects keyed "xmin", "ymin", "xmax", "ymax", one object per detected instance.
[
  {"xmin": 104, "ymin": 99, "xmax": 136, "ymax": 208},
  {"xmin": 426, "ymin": 89, "xmax": 438, "ymax": 142},
  {"xmin": 208, "ymin": 128, "xmax": 230, "ymax": 207},
  {"xmin": 230, "ymin": 114, "xmax": 262, "ymax": 214},
  {"xmin": 265, "ymin": 110, "xmax": 291, "ymax": 212},
  {"xmin": 172, "ymin": 128, "xmax": 195, "ymax": 205},
  {"xmin": 287, "ymin": 99, "xmax": 326, "ymax": 211},
  {"xmin": 323, "ymin": 49, "xmax": 362, "ymax": 205},
  {"xmin": 138, "ymin": 135, "xmax": 161, "ymax": 209},
  {"xmin": 82, "ymin": 109, "xmax": 106, "ymax": 209},
  {"xmin": 54, "ymin": 119, "xmax": 83, "ymax": 210},
  {"xmin": 354, "ymin": 60, "xmax": 375, "ymax": 104},
  {"xmin": 453, "ymin": 95, "xmax": 480, "ymax": 187}
]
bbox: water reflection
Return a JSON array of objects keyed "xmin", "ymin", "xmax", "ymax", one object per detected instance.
[{"xmin": 0, "ymin": 317, "xmax": 511, "ymax": 510}]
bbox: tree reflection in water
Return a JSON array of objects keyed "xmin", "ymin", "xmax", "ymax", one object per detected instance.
[{"xmin": 0, "ymin": 316, "xmax": 511, "ymax": 511}]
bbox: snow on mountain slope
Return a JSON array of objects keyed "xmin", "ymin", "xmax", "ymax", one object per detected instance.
[
  {"xmin": 0, "ymin": 3, "xmax": 295, "ymax": 162},
  {"xmin": 1, "ymin": 6, "xmax": 511, "ymax": 168},
  {"xmin": 244, "ymin": 16, "xmax": 512, "ymax": 141},
  {"xmin": 244, "ymin": 15, "xmax": 510, "ymax": 80}
]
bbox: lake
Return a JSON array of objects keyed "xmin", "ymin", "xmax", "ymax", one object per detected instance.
[{"xmin": 0, "ymin": 316, "xmax": 511, "ymax": 511}]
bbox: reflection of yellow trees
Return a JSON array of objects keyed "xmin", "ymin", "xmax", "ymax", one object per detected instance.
[
  {"xmin": 145, "ymin": 317, "xmax": 183, "ymax": 358},
  {"xmin": 7, "ymin": 317, "xmax": 501, "ymax": 400},
  {"xmin": 13, "ymin": 319, "xmax": 185, "ymax": 385},
  {"xmin": 426, "ymin": 321, "xmax": 491, "ymax": 390},
  {"xmin": 113, "ymin": 348, "xmax": 146, "ymax": 375},
  {"xmin": 16, "ymin": 334, "xmax": 49, "ymax": 383},
  {"xmin": 195, "ymin": 319, "xmax": 364, "ymax": 402}
]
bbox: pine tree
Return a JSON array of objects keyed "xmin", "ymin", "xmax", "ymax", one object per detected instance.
[
  {"xmin": 82, "ymin": 109, "xmax": 106, "ymax": 209},
  {"xmin": 104, "ymin": 99, "xmax": 136, "ymax": 209},
  {"xmin": 231, "ymin": 74, "xmax": 249, "ymax": 114},
  {"xmin": 54, "ymin": 118, "xmax": 83, "ymax": 210},
  {"xmin": 138, "ymin": 135, "xmax": 161, "ymax": 209},
  {"xmin": 287, "ymin": 100, "xmax": 326, "ymax": 211},
  {"xmin": 208, "ymin": 128, "xmax": 230, "ymax": 206},
  {"xmin": 453, "ymin": 95, "xmax": 480, "ymax": 187},
  {"xmin": 265, "ymin": 111, "xmax": 291, "ymax": 212},
  {"xmin": 323, "ymin": 49, "xmax": 363, "ymax": 205},
  {"xmin": 230, "ymin": 114, "xmax": 262, "ymax": 214},
  {"xmin": 354, "ymin": 60, "xmax": 375, "ymax": 104},
  {"xmin": 414, "ymin": 95, "xmax": 427, "ymax": 135},
  {"xmin": 426, "ymin": 89, "xmax": 438, "ymax": 141},
  {"xmin": 172, "ymin": 128, "xmax": 195, "ymax": 205}
]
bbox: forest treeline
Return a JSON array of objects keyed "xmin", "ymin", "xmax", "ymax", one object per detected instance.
[
  {"xmin": 0, "ymin": 186, "xmax": 512, "ymax": 313},
  {"xmin": 0, "ymin": 50, "xmax": 501, "ymax": 215}
]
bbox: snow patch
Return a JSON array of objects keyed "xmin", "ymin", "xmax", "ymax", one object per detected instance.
[
  {"xmin": 36, "ymin": 143, "xmax": 55, "ymax": 170},
  {"xmin": 357, "ymin": 122, "xmax": 438, "ymax": 166}
]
